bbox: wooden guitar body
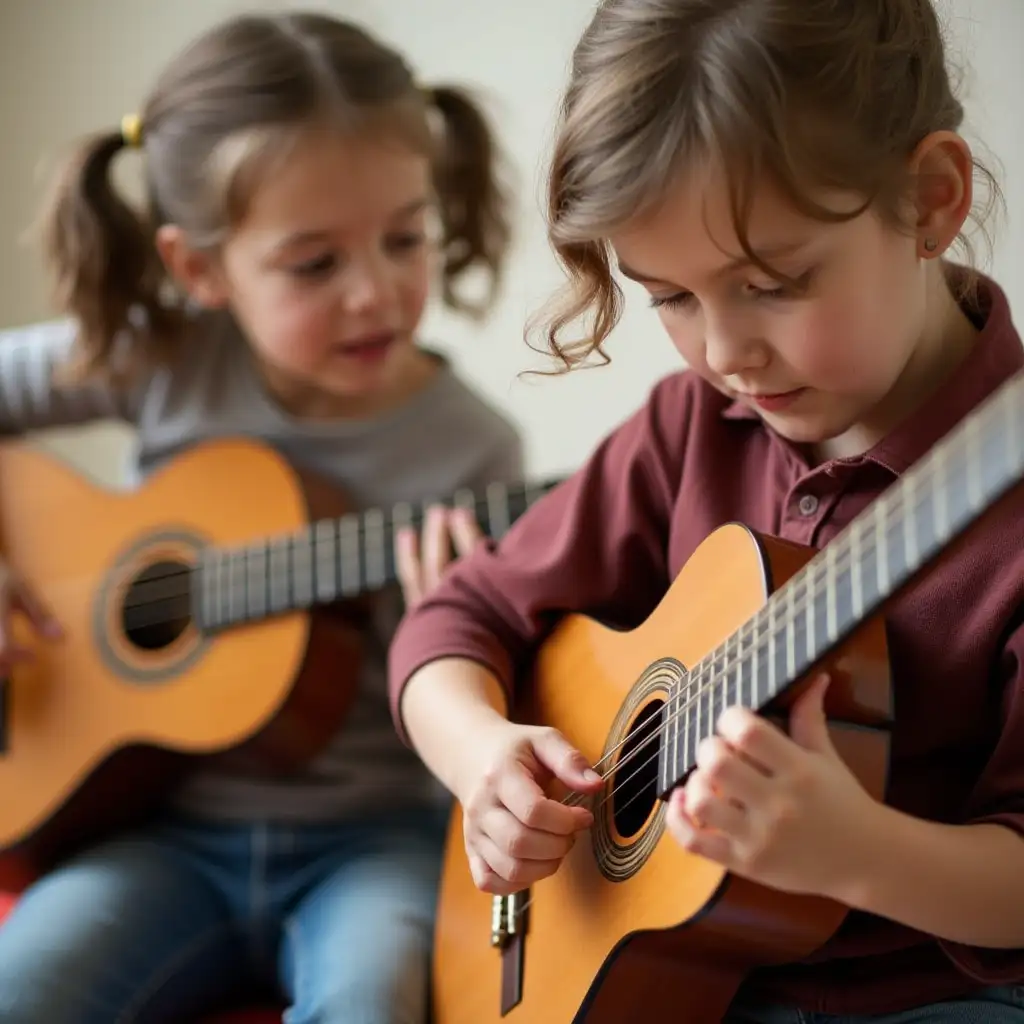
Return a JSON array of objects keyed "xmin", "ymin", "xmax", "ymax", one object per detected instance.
[
  {"xmin": 0, "ymin": 438, "xmax": 362, "ymax": 884},
  {"xmin": 432, "ymin": 524, "xmax": 893, "ymax": 1023}
]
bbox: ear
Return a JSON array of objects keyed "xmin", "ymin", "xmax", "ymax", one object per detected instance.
[
  {"xmin": 907, "ymin": 130, "xmax": 974, "ymax": 260},
  {"xmin": 155, "ymin": 225, "xmax": 231, "ymax": 309}
]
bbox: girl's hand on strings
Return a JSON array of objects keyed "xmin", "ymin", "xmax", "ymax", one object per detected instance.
[
  {"xmin": 395, "ymin": 504, "xmax": 483, "ymax": 608},
  {"xmin": 0, "ymin": 561, "xmax": 62, "ymax": 675},
  {"xmin": 457, "ymin": 722, "xmax": 604, "ymax": 895},
  {"xmin": 665, "ymin": 673, "xmax": 884, "ymax": 901}
]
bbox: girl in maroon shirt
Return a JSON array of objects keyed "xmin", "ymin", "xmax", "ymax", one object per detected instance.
[{"xmin": 389, "ymin": 0, "xmax": 1024, "ymax": 1019}]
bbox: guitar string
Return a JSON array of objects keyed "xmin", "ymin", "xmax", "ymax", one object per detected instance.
[{"xmin": 7, "ymin": 483, "xmax": 552, "ymax": 623}]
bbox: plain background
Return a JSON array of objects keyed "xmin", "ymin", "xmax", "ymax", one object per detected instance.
[{"xmin": 0, "ymin": 0, "xmax": 1021, "ymax": 487}]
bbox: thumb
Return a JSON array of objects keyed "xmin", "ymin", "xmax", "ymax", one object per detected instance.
[
  {"xmin": 11, "ymin": 582, "xmax": 62, "ymax": 639},
  {"xmin": 530, "ymin": 729, "xmax": 604, "ymax": 792},
  {"xmin": 788, "ymin": 673, "xmax": 834, "ymax": 755}
]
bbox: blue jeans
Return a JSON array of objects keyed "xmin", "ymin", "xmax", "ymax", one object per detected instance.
[
  {"xmin": 727, "ymin": 985, "xmax": 1024, "ymax": 1023},
  {"xmin": 0, "ymin": 806, "xmax": 448, "ymax": 1023}
]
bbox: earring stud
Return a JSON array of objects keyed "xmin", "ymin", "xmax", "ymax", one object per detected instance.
[{"xmin": 923, "ymin": 237, "xmax": 939, "ymax": 253}]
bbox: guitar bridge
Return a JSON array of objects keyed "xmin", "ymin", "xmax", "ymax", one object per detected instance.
[{"xmin": 491, "ymin": 891, "xmax": 529, "ymax": 1015}]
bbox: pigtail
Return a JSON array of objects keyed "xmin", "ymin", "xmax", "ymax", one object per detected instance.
[
  {"xmin": 428, "ymin": 85, "xmax": 513, "ymax": 319},
  {"xmin": 38, "ymin": 130, "xmax": 179, "ymax": 383}
]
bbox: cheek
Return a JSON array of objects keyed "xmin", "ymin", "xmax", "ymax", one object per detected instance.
[
  {"xmin": 659, "ymin": 312, "xmax": 704, "ymax": 366},
  {"xmin": 240, "ymin": 281, "xmax": 337, "ymax": 368},
  {"xmin": 397, "ymin": 259, "xmax": 430, "ymax": 328},
  {"xmin": 781, "ymin": 282, "xmax": 915, "ymax": 390}
]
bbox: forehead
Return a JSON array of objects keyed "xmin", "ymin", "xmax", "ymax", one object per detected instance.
[
  {"xmin": 240, "ymin": 128, "xmax": 432, "ymax": 235},
  {"xmin": 609, "ymin": 171, "xmax": 862, "ymax": 282}
]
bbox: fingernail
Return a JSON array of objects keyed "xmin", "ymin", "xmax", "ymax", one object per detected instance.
[{"xmin": 583, "ymin": 768, "xmax": 602, "ymax": 784}]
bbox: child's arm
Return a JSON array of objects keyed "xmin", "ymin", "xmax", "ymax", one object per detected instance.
[
  {"xmin": 0, "ymin": 319, "xmax": 140, "ymax": 432},
  {"xmin": 848, "ymin": 619, "xmax": 1024, "ymax": 955},
  {"xmin": 665, "ymin": 621, "xmax": 1024, "ymax": 968},
  {"xmin": 388, "ymin": 373, "xmax": 699, "ymax": 746},
  {"xmin": 389, "ymin": 374, "xmax": 700, "ymax": 892},
  {"xmin": 843, "ymin": 807, "xmax": 1024, "ymax": 948}
]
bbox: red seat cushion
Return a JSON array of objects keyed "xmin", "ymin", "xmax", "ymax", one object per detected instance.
[{"xmin": 0, "ymin": 892, "xmax": 284, "ymax": 1023}]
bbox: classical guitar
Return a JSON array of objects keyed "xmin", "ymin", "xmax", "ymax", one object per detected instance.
[
  {"xmin": 432, "ymin": 370, "xmax": 1024, "ymax": 1024},
  {"xmin": 0, "ymin": 437, "xmax": 556, "ymax": 884}
]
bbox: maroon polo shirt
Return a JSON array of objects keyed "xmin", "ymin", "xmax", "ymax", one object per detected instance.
[{"xmin": 388, "ymin": 276, "xmax": 1024, "ymax": 1015}]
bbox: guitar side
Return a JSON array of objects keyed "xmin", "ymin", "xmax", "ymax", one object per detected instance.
[
  {"xmin": 432, "ymin": 523, "xmax": 892, "ymax": 1023},
  {"xmin": 0, "ymin": 439, "xmax": 361, "ymax": 881}
]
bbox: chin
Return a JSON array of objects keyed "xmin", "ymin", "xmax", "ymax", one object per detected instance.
[{"xmin": 760, "ymin": 410, "xmax": 852, "ymax": 446}]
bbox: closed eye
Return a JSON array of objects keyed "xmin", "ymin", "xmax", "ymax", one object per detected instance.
[
  {"xmin": 291, "ymin": 253, "xmax": 337, "ymax": 278},
  {"xmin": 649, "ymin": 291, "xmax": 695, "ymax": 312}
]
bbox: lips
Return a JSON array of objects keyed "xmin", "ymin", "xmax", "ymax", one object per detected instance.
[
  {"xmin": 332, "ymin": 331, "xmax": 396, "ymax": 363},
  {"xmin": 741, "ymin": 388, "xmax": 806, "ymax": 412}
]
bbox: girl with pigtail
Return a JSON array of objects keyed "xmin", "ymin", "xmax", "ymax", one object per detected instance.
[{"xmin": 0, "ymin": 11, "xmax": 521, "ymax": 1023}]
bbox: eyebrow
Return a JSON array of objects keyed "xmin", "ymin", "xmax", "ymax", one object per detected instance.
[
  {"xmin": 617, "ymin": 241, "xmax": 808, "ymax": 286},
  {"xmin": 273, "ymin": 198, "xmax": 429, "ymax": 252}
]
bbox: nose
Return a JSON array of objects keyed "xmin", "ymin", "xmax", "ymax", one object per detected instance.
[
  {"xmin": 703, "ymin": 312, "xmax": 765, "ymax": 377},
  {"xmin": 341, "ymin": 254, "xmax": 397, "ymax": 314}
]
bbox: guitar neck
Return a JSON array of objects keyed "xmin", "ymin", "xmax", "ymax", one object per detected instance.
[
  {"xmin": 195, "ymin": 477, "xmax": 561, "ymax": 631},
  {"xmin": 660, "ymin": 370, "xmax": 1024, "ymax": 794}
]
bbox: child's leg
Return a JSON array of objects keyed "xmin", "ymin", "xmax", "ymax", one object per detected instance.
[
  {"xmin": 0, "ymin": 828, "xmax": 246, "ymax": 1024},
  {"xmin": 278, "ymin": 808, "xmax": 447, "ymax": 1024}
]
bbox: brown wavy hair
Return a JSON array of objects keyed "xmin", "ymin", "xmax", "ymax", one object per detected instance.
[
  {"xmin": 39, "ymin": 12, "xmax": 513, "ymax": 382},
  {"xmin": 536, "ymin": 0, "xmax": 1000, "ymax": 371}
]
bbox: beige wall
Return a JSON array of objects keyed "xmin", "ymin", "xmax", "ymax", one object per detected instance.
[{"xmin": 1, "ymin": 0, "xmax": 1022, "ymax": 486}]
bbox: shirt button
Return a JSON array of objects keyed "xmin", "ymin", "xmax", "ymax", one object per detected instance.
[{"xmin": 798, "ymin": 494, "xmax": 819, "ymax": 517}]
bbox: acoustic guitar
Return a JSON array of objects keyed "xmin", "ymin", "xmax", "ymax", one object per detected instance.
[
  {"xmin": 0, "ymin": 437, "xmax": 555, "ymax": 884},
  {"xmin": 431, "ymin": 369, "xmax": 1024, "ymax": 1024}
]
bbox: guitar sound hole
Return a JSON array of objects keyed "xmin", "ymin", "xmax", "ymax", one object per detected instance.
[
  {"xmin": 121, "ymin": 559, "xmax": 193, "ymax": 651},
  {"xmin": 610, "ymin": 698, "xmax": 665, "ymax": 839}
]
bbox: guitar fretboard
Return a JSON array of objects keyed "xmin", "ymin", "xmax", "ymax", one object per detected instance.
[
  {"xmin": 194, "ymin": 479, "xmax": 561, "ymax": 631},
  {"xmin": 658, "ymin": 371, "xmax": 1024, "ymax": 796}
]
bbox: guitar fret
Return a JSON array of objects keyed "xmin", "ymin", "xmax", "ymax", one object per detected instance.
[
  {"xmin": 785, "ymin": 581, "xmax": 796, "ymax": 678},
  {"xmin": 824, "ymin": 545, "xmax": 838, "ymax": 641},
  {"xmin": 246, "ymin": 542, "xmax": 268, "ymax": 619},
  {"xmin": 874, "ymin": 505, "xmax": 890, "ymax": 596},
  {"xmin": 487, "ymin": 482, "xmax": 511, "ymax": 538},
  {"xmin": 903, "ymin": 471, "xmax": 919, "ymax": 570},
  {"xmin": 805, "ymin": 569, "xmax": 818, "ymax": 664},
  {"xmin": 314, "ymin": 520, "xmax": 337, "ymax": 602},
  {"xmin": 226, "ymin": 551, "xmax": 243, "ymax": 623},
  {"xmin": 268, "ymin": 538, "xmax": 291, "ymax": 613},
  {"xmin": 364, "ymin": 508, "xmax": 386, "ymax": 588},
  {"xmin": 850, "ymin": 524, "xmax": 864, "ymax": 619},
  {"xmin": 338, "ymin": 516, "xmax": 361, "ymax": 597},
  {"xmin": 292, "ymin": 534, "xmax": 314, "ymax": 608},
  {"xmin": 752, "ymin": 625, "xmax": 761, "ymax": 706}
]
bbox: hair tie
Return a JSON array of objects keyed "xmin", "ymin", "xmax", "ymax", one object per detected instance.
[{"xmin": 120, "ymin": 113, "xmax": 143, "ymax": 148}]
